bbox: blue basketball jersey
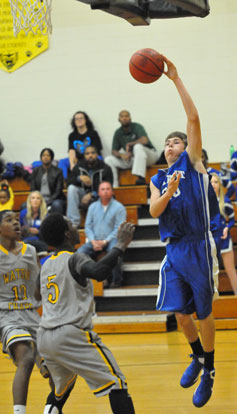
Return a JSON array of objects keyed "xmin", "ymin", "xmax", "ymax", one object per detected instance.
[{"xmin": 151, "ymin": 151, "xmax": 220, "ymax": 242}]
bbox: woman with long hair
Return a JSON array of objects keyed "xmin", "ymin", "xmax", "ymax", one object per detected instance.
[
  {"xmin": 58, "ymin": 111, "xmax": 103, "ymax": 179},
  {"xmin": 211, "ymin": 173, "xmax": 237, "ymax": 294},
  {"xmin": 20, "ymin": 191, "xmax": 48, "ymax": 252}
]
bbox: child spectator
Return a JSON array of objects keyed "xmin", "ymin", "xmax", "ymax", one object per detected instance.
[{"xmin": 0, "ymin": 180, "xmax": 14, "ymax": 211}]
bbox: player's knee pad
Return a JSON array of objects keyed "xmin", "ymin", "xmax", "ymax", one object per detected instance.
[{"xmin": 109, "ymin": 389, "xmax": 135, "ymax": 414}]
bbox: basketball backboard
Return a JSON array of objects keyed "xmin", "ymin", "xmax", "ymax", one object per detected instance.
[{"xmin": 76, "ymin": 0, "xmax": 210, "ymax": 26}]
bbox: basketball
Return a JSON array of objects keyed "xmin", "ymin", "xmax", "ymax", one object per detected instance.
[{"xmin": 129, "ymin": 48, "xmax": 164, "ymax": 84}]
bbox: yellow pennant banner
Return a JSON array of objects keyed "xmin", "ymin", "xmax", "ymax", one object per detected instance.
[{"xmin": 0, "ymin": 0, "xmax": 48, "ymax": 73}]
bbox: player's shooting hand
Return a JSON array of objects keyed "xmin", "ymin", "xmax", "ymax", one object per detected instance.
[
  {"xmin": 167, "ymin": 171, "xmax": 181, "ymax": 197},
  {"xmin": 221, "ymin": 226, "xmax": 229, "ymax": 240},
  {"xmin": 161, "ymin": 55, "xmax": 179, "ymax": 81},
  {"xmin": 116, "ymin": 222, "xmax": 135, "ymax": 251}
]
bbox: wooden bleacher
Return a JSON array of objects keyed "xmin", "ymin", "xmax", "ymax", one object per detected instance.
[{"xmin": 118, "ymin": 162, "xmax": 233, "ymax": 186}]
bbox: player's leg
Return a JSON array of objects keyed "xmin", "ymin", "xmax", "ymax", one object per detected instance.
[
  {"xmin": 222, "ymin": 250, "xmax": 237, "ymax": 294},
  {"xmin": 85, "ymin": 331, "xmax": 135, "ymax": 413},
  {"xmin": 158, "ymin": 251, "xmax": 204, "ymax": 386},
  {"xmin": 175, "ymin": 313, "xmax": 198, "ymax": 342},
  {"xmin": 43, "ymin": 382, "xmax": 75, "ymax": 414},
  {"xmin": 109, "ymin": 389, "xmax": 135, "ymax": 414},
  {"xmin": 54, "ymin": 325, "xmax": 135, "ymax": 412},
  {"xmin": 188, "ymin": 235, "xmax": 218, "ymax": 407},
  {"xmin": 199, "ymin": 312, "xmax": 215, "ymax": 353},
  {"xmin": 175, "ymin": 313, "xmax": 204, "ymax": 388},
  {"xmin": 10, "ymin": 341, "xmax": 36, "ymax": 414},
  {"xmin": 37, "ymin": 327, "xmax": 77, "ymax": 414},
  {"xmin": 192, "ymin": 312, "xmax": 215, "ymax": 407}
]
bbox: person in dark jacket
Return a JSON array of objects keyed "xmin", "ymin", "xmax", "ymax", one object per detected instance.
[
  {"xmin": 30, "ymin": 148, "xmax": 66, "ymax": 214},
  {"xmin": 66, "ymin": 146, "xmax": 113, "ymax": 227}
]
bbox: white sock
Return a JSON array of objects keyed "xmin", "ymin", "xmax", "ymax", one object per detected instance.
[{"xmin": 14, "ymin": 406, "xmax": 26, "ymax": 414}]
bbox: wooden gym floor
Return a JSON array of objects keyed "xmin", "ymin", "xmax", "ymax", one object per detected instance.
[{"xmin": 1, "ymin": 330, "xmax": 237, "ymax": 413}]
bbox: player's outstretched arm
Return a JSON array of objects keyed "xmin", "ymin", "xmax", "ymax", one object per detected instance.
[
  {"xmin": 161, "ymin": 55, "xmax": 204, "ymax": 171},
  {"xmin": 70, "ymin": 222, "xmax": 135, "ymax": 283}
]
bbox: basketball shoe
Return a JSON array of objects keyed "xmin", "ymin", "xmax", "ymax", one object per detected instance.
[
  {"xmin": 192, "ymin": 368, "xmax": 215, "ymax": 407},
  {"xmin": 180, "ymin": 354, "xmax": 204, "ymax": 388}
]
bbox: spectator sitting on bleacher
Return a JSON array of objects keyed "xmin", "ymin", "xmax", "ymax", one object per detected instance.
[
  {"xmin": 210, "ymin": 173, "xmax": 237, "ymax": 294},
  {"xmin": 0, "ymin": 180, "xmax": 14, "ymax": 211},
  {"xmin": 77, "ymin": 181, "xmax": 127, "ymax": 288},
  {"xmin": 58, "ymin": 111, "xmax": 103, "ymax": 179},
  {"xmin": 20, "ymin": 191, "xmax": 48, "ymax": 253},
  {"xmin": 202, "ymin": 149, "xmax": 235, "ymax": 200},
  {"xmin": 66, "ymin": 145, "xmax": 113, "ymax": 228},
  {"xmin": 30, "ymin": 148, "xmax": 66, "ymax": 215},
  {"xmin": 105, "ymin": 110, "xmax": 160, "ymax": 187}
]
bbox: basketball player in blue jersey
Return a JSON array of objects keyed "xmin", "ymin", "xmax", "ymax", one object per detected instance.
[
  {"xmin": 0, "ymin": 210, "xmax": 50, "ymax": 414},
  {"xmin": 150, "ymin": 55, "xmax": 219, "ymax": 408},
  {"xmin": 36, "ymin": 214, "xmax": 135, "ymax": 414}
]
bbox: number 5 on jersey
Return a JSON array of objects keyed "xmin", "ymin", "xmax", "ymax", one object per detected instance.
[{"xmin": 46, "ymin": 275, "xmax": 59, "ymax": 304}]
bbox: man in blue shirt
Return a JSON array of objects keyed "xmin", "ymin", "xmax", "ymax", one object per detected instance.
[{"xmin": 78, "ymin": 181, "xmax": 126, "ymax": 287}]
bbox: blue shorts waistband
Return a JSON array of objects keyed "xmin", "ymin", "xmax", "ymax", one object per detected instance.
[{"xmin": 168, "ymin": 233, "xmax": 208, "ymax": 244}]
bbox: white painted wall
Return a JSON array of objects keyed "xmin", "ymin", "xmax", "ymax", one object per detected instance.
[{"xmin": 0, "ymin": 0, "xmax": 236, "ymax": 165}]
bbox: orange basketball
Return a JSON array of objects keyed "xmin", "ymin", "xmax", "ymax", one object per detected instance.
[{"xmin": 129, "ymin": 48, "xmax": 164, "ymax": 84}]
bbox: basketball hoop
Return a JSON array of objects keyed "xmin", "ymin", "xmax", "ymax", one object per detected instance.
[{"xmin": 9, "ymin": 0, "xmax": 52, "ymax": 36}]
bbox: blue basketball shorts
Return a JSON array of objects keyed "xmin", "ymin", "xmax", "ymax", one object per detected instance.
[{"xmin": 156, "ymin": 233, "xmax": 219, "ymax": 320}]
